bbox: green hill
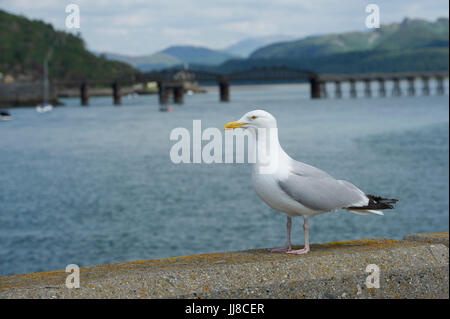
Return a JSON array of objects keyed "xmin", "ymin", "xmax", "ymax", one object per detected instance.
[
  {"xmin": 193, "ymin": 47, "xmax": 448, "ymax": 75},
  {"xmin": 250, "ymin": 32, "xmax": 376, "ymax": 59},
  {"xmin": 250, "ymin": 18, "xmax": 449, "ymax": 60},
  {"xmin": 189, "ymin": 17, "xmax": 448, "ymax": 75},
  {"xmin": 374, "ymin": 18, "xmax": 449, "ymax": 51},
  {"xmin": 0, "ymin": 9, "xmax": 141, "ymax": 83}
]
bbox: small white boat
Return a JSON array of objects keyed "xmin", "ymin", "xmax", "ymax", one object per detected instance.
[
  {"xmin": 37, "ymin": 50, "xmax": 53, "ymax": 114},
  {"xmin": 127, "ymin": 92, "xmax": 139, "ymax": 99},
  {"xmin": 0, "ymin": 111, "xmax": 11, "ymax": 121},
  {"xmin": 36, "ymin": 104, "xmax": 53, "ymax": 113},
  {"xmin": 187, "ymin": 90, "xmax": 194, "ymax": 95}
]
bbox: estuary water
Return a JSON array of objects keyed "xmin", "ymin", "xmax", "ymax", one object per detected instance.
[{"xmin": 0, "ymin": 83, "xmax": 448, "ymax": 276}]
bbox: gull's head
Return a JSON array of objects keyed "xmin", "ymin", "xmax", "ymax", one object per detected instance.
[{"xmin": 224, "ymin": 110, "xmax": 277, "ymax": 130}]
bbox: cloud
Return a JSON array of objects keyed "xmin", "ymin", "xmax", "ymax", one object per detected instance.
[
  {"xmin": 219, "ymin": 21, "xmax": 279, "ymax": 36},
  {"xmin": 0, "ymin": 0, "xmax": 448, "ymax": 55}
]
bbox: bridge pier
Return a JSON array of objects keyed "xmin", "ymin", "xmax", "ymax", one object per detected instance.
[
  {"xmin": 364, "ymin": 79, "xmax": 372, "ymax": 98},
  {"xmin": 378, "ymin": 79, "xmax": 386, "ymax": 97},
  {"xmin": 158, "ymin": 82, "xmax": 170, "ymax": 105},
  {"xmin": 436, "ymin": 76, "xmax": 445, "ymax": 95},
  {"xmin": 422, "ymin": 77, "xmax": 430, "ymax": 96},
  {"xmin": 173, "ymin": 86, "xmax": 184, "ymax": 104},
  {"xmin": 80, "ymin": 82, "xmax": 89, "ymax": 106},
  {"xmin": 334, "ymin": 81, "xmax": 342, "ymax": 98},
  {"xmin": 112, "ymin": 82, "xmax": 121, "ymax": 105},
  {"xmin": 392, "ymin": 78, "xmax": 402, "ymax": 96},
  {"xmin": 310, "ymin": 77, "xmax": 321, "ymax": 99},
  {"xmin": 407, "ymin": 77, "xmax": 415, "ymax": 96},
  {"xmin": 349, "ymin": 79, "xmax": 357, "ymax": 98},
  {"xmin": 219, "ymin": 80, "xmax": 230, "ymax": 102}
]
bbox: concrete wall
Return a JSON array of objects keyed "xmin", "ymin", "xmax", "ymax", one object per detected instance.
[
  {"xmin": 0, "ymin": 232, "xmax": 448, "ymax": 299},
  {"xmin": 0, "ymin": 83, "xmax": 58, "ymax": 107}
]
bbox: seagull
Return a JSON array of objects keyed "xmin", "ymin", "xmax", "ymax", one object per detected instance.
[{"xmin": 224, "ymin": 110, "xmax": 398, "ymax": 255}]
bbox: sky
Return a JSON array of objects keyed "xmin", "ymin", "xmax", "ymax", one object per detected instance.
[{"xmin": 0, "ymin": 0, "xmax": 448, "ymax": 56}]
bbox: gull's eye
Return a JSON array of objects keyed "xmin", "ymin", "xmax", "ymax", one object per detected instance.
[{"xmin": 250, "ymin": 115, "xmax": 258, "ymax": 120}]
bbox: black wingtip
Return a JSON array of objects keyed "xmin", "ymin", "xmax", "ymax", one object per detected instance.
[
  {"xmin": 367, "ymin": 195, "xmax": 398, "ymax": 209},
  {"xmin": 348, "ymin": 194, "xmax": 398, "ymax": 210}
]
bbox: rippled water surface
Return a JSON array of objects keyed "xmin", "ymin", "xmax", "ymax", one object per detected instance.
[{"xmin": 0, "ymin": 84, "xmax": 448, "ymax": 275}]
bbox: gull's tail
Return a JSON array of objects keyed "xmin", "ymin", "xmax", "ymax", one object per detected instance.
[{"xmin": 346, "ymin": 195, "xmax": 398, "ymax": 216}]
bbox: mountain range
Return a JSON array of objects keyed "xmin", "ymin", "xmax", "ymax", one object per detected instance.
[
  {"xmin": 100, "ymin": 37, "xmax": 296, "ymax": 72},
  {"xmin": 189, "ymin": 17, "xmax": 449, "ymax": 75},
  {"xmin": 101, "ymin": 46, "xmax": 237, "ymax": 72},
  {"xmin": 102, "ymin": 17, "xmax": 448, "ymax": 74},
  {"xmin": 97, "ymin": 35, "xmax": 292, "ymax": 72},
  {"xmin": 250, "ymin": 17, "xmax": 449, "ymax": 59}
]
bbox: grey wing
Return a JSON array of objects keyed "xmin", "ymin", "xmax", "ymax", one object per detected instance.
[
  {"xmin": 278, "ymin": 161, "xmax": 368, "ymax": 211},
  {"xmin": 288, "ymin": 159, "xmax": 333, "ymax": 178}
]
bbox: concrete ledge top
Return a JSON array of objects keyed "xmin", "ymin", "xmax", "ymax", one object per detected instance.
[
  {"xmin": 403, "ymin": 232, "xmax": 449, "ymax": 247},
  {"xmin": 0, "ymin": 232, "xmax": 448, "ymax": 299}
]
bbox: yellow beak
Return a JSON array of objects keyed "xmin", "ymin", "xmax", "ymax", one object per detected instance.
[{"xmin": 224, "ymin": 121, "xmax": 248, "ymax": 130}]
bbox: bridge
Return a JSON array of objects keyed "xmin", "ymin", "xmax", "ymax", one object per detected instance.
[
  {"xmin": 147, "ymin": 68, "xmax": 449, "ymax": 105},
  {"xmin": 52, "ymin": 67, "xmax": 448, "ymax": 106}
]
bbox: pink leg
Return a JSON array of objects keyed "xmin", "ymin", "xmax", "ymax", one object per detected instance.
[
  {"xmin": 268, "ymin": 216, "xmax": 292, "ymax": 252},
  {"xmin": 287, "ymin": 216, "xmax": 310, "ymax": 255}
]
